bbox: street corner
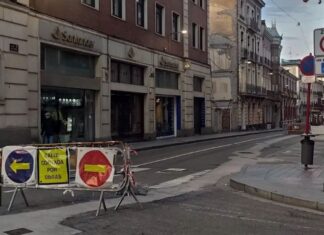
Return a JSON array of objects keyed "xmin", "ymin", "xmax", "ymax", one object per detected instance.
[{"xmin": 230, "ymin": 163, "xmax": 324, "ymax": 212}]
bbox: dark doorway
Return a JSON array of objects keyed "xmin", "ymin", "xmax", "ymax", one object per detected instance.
[
  {"xmin": 194, "ymin": 97, "xmax": 205, "ymax": 134},
  {"xmin": 111, "ymin": 91, "xmax": 144, "ymax": 141},
  {"xmin": 222, "ymin": 109, "xmax": 231, "ymax": 131}
]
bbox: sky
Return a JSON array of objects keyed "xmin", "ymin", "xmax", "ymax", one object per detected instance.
[{"xmin": 263, "ymin": 0, "xmax": 324, "ymax": 60}]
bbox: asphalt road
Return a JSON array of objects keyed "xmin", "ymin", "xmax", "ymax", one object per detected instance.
[
  {"xmin": 0, "ymin": 131, "xmax": 297, "ymax": 215},
  {"xmin": 63, "ymin": 178, "xmax": 324, "ymax": 235}
]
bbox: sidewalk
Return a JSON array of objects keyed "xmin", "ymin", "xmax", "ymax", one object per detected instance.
[
  {"xmin": 131, "ymin": 128, "xmax": 283, "ymax": 151},
  {"xmin": 230, "ymin": 126, "xmax": 324, "ymax": 212}
]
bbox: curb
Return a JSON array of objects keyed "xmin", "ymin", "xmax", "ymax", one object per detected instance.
[
  {"xmin": 230, "ymin": 178, "xmax": 324, "ymax": 212},
  {"xmin": 134, "ymin": 129, "xmax": 283, "ymax": 151}
]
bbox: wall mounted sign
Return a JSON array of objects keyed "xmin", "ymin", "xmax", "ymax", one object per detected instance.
[
  {"xmin": 159, "ymin": 56, "xmax": 179, "ymax": 70},
  {"xmin": 9, "ymin": 44, "xmax": 19, "ymax": 53},
  {"xmin": 51, "ymin": 27, "xmax": 94, "ymax": 49}
]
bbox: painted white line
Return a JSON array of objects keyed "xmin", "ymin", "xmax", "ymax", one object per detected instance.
[
  {"xmin": 165, "ymin": 168, "xmax": 186, "ymax": 172},
  {"xmin": 150, "ymin": 170, "xmax": 211, "ymax": 189},
  {"xmin": 133, "ymin": 134, "xmax": 282, "ymax": 167},
  {"xmin": 131, "ymin": 167, "xmax": 151, "ymax": 173},
  {"xmin": 133, "ymin": 143, "xmax": 232, "ymax": 167}
]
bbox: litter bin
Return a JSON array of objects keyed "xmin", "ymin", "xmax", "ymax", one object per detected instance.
[{"xmin": 301, "ymin": 138, "xmax": 314, "ymax": 166}]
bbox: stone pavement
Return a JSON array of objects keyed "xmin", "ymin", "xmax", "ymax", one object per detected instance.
[
  {"xmin": 230, "ymin": 125, "xmax": 324, "ymax": 211},
  {"xmin": 131, "ymin": 128, "xmax": 282, "ymax": 151}
]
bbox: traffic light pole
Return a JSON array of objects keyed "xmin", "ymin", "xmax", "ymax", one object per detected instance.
[
  {"xmin": 305, "ymin": 83, "xmax": 311, "ymax": 135},
  {"xmin": 301, "ymin": 82, "xmax": 314, "ymax": 170}
]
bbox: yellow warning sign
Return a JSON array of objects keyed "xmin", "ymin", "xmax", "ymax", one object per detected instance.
[{"xmin": 38, "ymin": 148, "xmax": 69, "ymax": 185}]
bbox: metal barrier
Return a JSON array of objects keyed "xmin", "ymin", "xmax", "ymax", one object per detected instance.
[{"xmin": 0, "ymin": 141, "xmax": 142, "ymax": 216}]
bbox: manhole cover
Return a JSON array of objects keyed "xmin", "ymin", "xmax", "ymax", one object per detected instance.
[
  {"xmin": 238, "ymin": 152, "xmax": 253, "ymax": 154},
  {"xmin": 4, "ymin": 228, "xmax": 33, "ymax": 235}
]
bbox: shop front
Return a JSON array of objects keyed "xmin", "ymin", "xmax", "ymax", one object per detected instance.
[
  {"xmin": 39, "ymin": 20, "xmax": 105, "ymax": 143},
  {"xmin": 155, "ymin": 67, "xmax": 181, "ymax": 138},
  {"xmin": 41, "ymin": 88, "xmax": 95, "ymax": 142},
  {"xmin": 111, "ymin": 91, "xmax": 144, "ymax": 140}
]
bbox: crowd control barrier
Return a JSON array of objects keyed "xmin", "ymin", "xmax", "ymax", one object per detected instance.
[{"xmin": 0, "ymin": 141, "xmax": 142, "ymax": 216}]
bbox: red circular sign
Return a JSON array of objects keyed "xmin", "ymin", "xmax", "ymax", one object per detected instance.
[
  {"xmin": 320, "ymin": 37, "xmax": 324, "ymax": 52},
  {"xmin": 79, "ymin": 150, "xmax": 113, "ymax": 187}
]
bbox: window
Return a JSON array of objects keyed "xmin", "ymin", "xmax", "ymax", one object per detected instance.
[
  {"xmin": 193, "ymin": 76, "xmax": 204, "ymax": 92},
  {"xmin": 192, "ymin": 23, "xmax": 198, "ymax": 48},
  {"xmin": 156, "ymin": 3, "xmax": 165, "ymax": 35},
  {"xmin": 172, "ymin": 13, "xmax": 180, "ymax": 41},
  {"xmin": 81, "ymin": 0, "xmax": 99, "ymax": 9},
  {"xmin": 156, "ymin": 69, "xmax": 178, "ymax": 89},
  {"xmin": 199, "ymin": 27, "xmax": 205, "ymax": 50},
  {"xmin": 111, "ymin": 61, "xmax": 144, "ymax": 85},
  {"xmin": 136, "ymin": 0, "xmax": 147, "ymax": 28},
  {"xmin": 112, "ymin": 0, "xmax": 125, "ymax": 19},
  {"xmin": 41, "ymin": 44, "xmax": 95, "ymax": 78},
  {"xmin": 199, "ymin": 0, "xmax": 205, "ymax": 9}
]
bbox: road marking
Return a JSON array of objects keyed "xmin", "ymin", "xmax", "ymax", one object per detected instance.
[
  {"xmin": 131, "ymin": 167, "xmax": 151, "ymax": 173},
  {"xmin": 165, "ymin": 168, "xmax": 186, "ymax": 172},
  {"xmin": 133, "ymin": 134, "xmax": 283, "ymax": 167},
  {"xmin": 151, "ymin": 170, "xmax": 211, "ymax": 189},
  {"xmin": 133, "ymin": 143, "xmax": 232, "ymax": 167}
]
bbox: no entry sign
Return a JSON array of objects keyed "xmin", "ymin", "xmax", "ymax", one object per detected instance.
[
  {"xmin": 314, "ymin": 28, "xmax": 324, "ymax": 56},
  {"xmin": 75, "ymin": 148, "xmax": 115, "ymax": 188},
  {"xmin": 1, "ymin": 146, "xmax": 37, "ymax": 186}
]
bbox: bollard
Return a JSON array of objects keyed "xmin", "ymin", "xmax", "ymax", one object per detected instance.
[{"xmin": 301, "ymin": 136, "xmax": 314, "ymax": 169}]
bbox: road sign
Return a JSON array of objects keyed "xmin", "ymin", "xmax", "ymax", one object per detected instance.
[
  {"xmin": 299, "ymin": 54, "xmax": 315, "ymax": 76},
  {"xmin": 1, "ymin": 146, "xmax": 36, "ymax": 186},
  {"xmin": 38, "ymin": 148, "xmax": 69, "ymax": 185},
  {"xmin": 75, "ymin": 148, "xmax": 115, "ymax": 188},
  {"xmin": 315, "ymin": 56, "xmax": 324, "ymax": 77},
  {"xmin": 314, "ymin": 28, "xmax": 324, "ymax": 56},
  {"xmin": 302, "ymin": 75, "xmax": 316, "ymax": 83}
]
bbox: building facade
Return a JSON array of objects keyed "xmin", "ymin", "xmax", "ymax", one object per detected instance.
[
  {"xmin": 0, "ymin": 1, "xmax": 211, "ymax": 144},
  {"xmin": 0, "ymin": 0, "xmax": 212, "ymax": 145},
  {"xmin": 282, "ymin": 59, "xmax": 323, "ymax": 125},
  {"xmin": 209, "ymin": 0, "xmax": 283, "ymax": 131},
  {"xmin": 279, "ymin": 67, "xmax": 298, "ymax": 123}
]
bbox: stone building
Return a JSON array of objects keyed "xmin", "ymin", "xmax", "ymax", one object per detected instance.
[
  {"xmin": 209, "ymin": 0, "xmax": 283, "ymax": 131},
  {"xmin": 0, "ymin": 0, "xmax": 212, "ymax": 145}
]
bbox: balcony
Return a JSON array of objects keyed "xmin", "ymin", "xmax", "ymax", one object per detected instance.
[
  {"xmin": 240, "ymin": 84, "xmax": 266, "ymax": 98},
  {"xmin": 241, "ymin": 48, "xmax": 248, "ymax": 59},
  {"xmin": 247, "ymin": 18, "xmax": 260, "ymax": 33}
]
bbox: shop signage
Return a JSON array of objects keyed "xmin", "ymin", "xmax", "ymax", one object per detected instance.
[
  {"xmin": 51, "ymin": 27, "xmax": 94, "ymax": 49},
  {"xmin": 1, "ymin": 146, "xmax": 37, "ymax": 186},
  {"xmin": 159, "ymin": 56, "xmax": 179, "ymax": 70},
  {"xmin": 38, "ymin": 148, "xmax": 69, "ymax": 185},
  {"xmin": 75, "ymin": 148, "xmax": 115, "ymax": 188}
]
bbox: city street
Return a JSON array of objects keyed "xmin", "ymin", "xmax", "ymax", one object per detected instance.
[
  {"xmin": 3, "ymin": 131, "xmax": 324, "ymax": 234},
  {"xmin": 0, "ymin": 131, "xmax": 287, "ymax": 215}
]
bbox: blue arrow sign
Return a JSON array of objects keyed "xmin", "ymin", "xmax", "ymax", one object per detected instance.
[{"xmin": 5, "ymin": 149, "xmax": 34, "ymax": 184}]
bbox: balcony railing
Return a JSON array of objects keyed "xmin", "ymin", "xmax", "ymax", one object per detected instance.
[
  {"xmin": 248, "ymin": 18, "xmax": 260, "ymax": 33},
  {"xmin": 241, "ymin": 48, "xmax": 248, "ymax": 59}
]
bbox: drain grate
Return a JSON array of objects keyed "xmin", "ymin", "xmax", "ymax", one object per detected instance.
[{"xmin": 4, "ymin": 228, "xmax": 33, "ymax": 235}]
